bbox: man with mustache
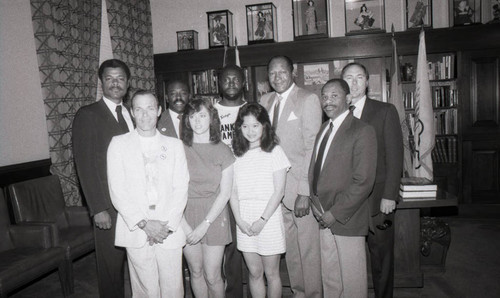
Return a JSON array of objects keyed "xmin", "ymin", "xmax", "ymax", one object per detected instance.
[
  {"xmin": 73, "ymin": 59, "xmax": 134, "ymax": 297},
  {"xmin": 310, "ymin": 78, "xmax": 376, "ymax": 298},
  {"xmin": 158, "ymin": 80, "xmax": 192, "ymax": 138}
]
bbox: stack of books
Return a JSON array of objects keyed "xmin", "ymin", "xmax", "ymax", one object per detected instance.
[{"xmin": 399, "ymin": 177, "xmax": 438, "ymax": 201}]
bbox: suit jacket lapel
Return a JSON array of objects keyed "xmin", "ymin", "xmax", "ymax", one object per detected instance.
[
  {"xmin": 279, "ymin": 86, "xmax": 298, "ymax": 128},
  {"xmin": 360, "ymin": 98, "xmax": 375, "ymax": 123},
  {"xmin": 166, "ymin": 112, "xmax": 179, "ymax": 138},
  {"xmin": 322, "ymin": 115, "xmax": 353, "ymax": 170},
  {"xmin": 97, "ymin": 99, "xmax": 125, "ymax": 134}
]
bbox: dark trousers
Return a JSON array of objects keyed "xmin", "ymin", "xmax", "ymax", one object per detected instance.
[
  {"xmin": 368, "ymin": 212, "xmax": 395, "ymax": 298},
  {"xmin": 94, "ymin": 210, "xmax": 126, "ymax": 298},
  {"xmin": 224, "ymin": 208, "xmax": 243, "ymax": 298}
]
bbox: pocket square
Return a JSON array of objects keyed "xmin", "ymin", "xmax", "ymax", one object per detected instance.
[{"xmin": 287, "ymin": 112, "xmax": 298, "ymax": 121}]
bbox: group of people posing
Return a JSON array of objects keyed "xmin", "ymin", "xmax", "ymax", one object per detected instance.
[{"xmin": 72, "ymin": 55, "xmax": 403, "ymax": 298}]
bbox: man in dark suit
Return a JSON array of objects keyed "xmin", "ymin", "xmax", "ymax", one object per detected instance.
[
  {"xmin": 309, "ymin": 78, "xmax": 377, "ymax": 297},
  {"xmin": 157, "ymin": 80, "xmax": 191, "ymax": 138},
  {"xmin": 73, "ymin": 59, "xmax": 133, "ymax": 298},
  {"xmin": 260, "ymin": 56, "xmax": 323, "ymax": 298},
  {"xmin": 342, "ymin": 62, "xmax": 404, "ymax": 298}
]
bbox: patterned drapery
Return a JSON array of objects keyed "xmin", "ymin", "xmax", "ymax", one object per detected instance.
[
  {"xmin": 30, "ymin": 0, "xmax": 102, "ymax": 205},
  {"xmin": 106, "ymin": 0, "xmax": 156, "ymax": 96}
]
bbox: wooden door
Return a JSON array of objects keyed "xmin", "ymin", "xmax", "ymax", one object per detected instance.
[{"xmin": 461, "ymin": 49, "xmax": 500, "ymax": 203}]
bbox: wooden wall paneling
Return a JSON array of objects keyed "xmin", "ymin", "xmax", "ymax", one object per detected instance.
[{"xmin": 463, "ymin": 140, "xmax": 500, "ymax": 203}]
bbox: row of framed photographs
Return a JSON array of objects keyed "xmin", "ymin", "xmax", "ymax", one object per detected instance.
[{"xmin": 177, "ymin": 0, "xmax": 500, "ymax": 51}]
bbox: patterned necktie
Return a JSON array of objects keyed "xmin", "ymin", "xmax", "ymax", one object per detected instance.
[
  {"xmin": 115, "ymin": 105, "xmax": 129, "ymax": 133},
  {"xmin": 312, "ymin": 122, "xmax": 333, "ymax": 195},
  {"xmin": 272, "ymin": 94, "xmax": 282, "ymax": 130}
]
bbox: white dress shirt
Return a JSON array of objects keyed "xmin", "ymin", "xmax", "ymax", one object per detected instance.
[
  {"xmin": 168, "ymin": 109, "xmax": 182, "ymax": 137},
  {"xmin": 350, "ymin": 95, "xmax": 367, "ymax": 119},
  {"xmin": 270, "ymin": 83, "xmax": 295, "ymax": 119},
  {"xmin": 315, "ymin": 110, "xmax": 350, "ymax": 169},
  {"xmin": 102, "ymin": 96, "xmax": 134, "ymax": 131}
]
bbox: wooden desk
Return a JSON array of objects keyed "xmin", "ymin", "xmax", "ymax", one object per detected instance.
[{"xmin": 393, "ymin": 190, "xmax": 458, "ymax": 288}]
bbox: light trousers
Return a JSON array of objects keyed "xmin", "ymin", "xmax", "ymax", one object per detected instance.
[
  {"xmin": 126, "ymin": 245, "xmax": 183, "ymax": 298},
  {"xmin": 320, "ymin": 229, "xmax": 367, "ymax": 298},
  {"xmin": 282, "ymin": 206, "xmax": 323, "ymax": 298}
]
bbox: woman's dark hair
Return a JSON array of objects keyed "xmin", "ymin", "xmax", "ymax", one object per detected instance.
[
  {"xmin": 232, "ymin": 103, "xmax": 279, "ymax": 157},
  {"xmin": 181, "ymin": 99, "xmax": 221, "ymax": 146},
  {"xmin": 360, "ymin": 4, "xmax": 368, "ymax": 13}
]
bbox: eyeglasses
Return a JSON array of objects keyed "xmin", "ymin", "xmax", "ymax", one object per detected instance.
[{"xmin": 376, "ymin": 219, "xmax": 392, "ymax": 230}]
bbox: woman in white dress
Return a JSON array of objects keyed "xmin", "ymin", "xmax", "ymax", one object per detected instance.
[{"xmin": 230, "ymin": 103, "xmax": 290, "ymax": 298}]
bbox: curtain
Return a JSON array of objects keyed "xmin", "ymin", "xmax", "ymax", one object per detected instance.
[
  {"xmin": 106, "ymin": 0, "xmax": 156, "ymax": 97},
  {"xmin": 31, "ymin": 0, "xmax": 102, "ymax": 205}
]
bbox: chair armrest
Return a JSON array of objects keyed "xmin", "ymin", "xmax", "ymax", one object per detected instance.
[
  {"xmin": 9, "ymin": 224, "xmax": 53, "ymax": 248},
  {"xmin": 65, "ymin": 206, "xmax": 92, "ymax": 227},
  {"xmin": 14, "ymin": 222, "xmax": 60, "ymax": 246}
]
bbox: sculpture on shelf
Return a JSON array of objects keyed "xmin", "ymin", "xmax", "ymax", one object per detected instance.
[
  {"xmin": 490, "ymin": 0, "xmax": 500, "ymax": 23},
  {"xmin": 409, "ymin": 0, "xmax": 428, "ymax": 27},
  {"xmin": 213, "ymin": 16, "xmax": 227, "ymax": 45},
  {"xmin": 254, "ymin": 11, "xmax": 267, "ymax": 39},
  {"xmin": 354, "ymin": 4, "xmax": 375, "ymax": 30},
  {"xmin": 305, "ymin": 0, "xmax": 318, "ymax": 34},
  {"xmin": 454, "ymin": 0, "xmax": 474, "ymax": 25}
]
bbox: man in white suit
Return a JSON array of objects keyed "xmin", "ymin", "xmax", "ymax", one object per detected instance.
[
  {"xmin": 107, "ymin": 90, "xmax": 189, "ymax": 298},
  {"xmin": 260, "ymin": 56, "xmax": 323, "ymax": 298}
]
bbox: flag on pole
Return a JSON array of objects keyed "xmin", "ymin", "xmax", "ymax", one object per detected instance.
[
  {"xmin": 388, "ymin": 24, "xmax": 413, "ymax": 177},
  {"xmin": 223, "ymin": 43, "xmax": 228, "ymax": 67},
  {"xmin": 235, "ymin": 37, "xmax": 240, "ymax": 67},
  {"xmin": 413, "ymin": 28, "xmax": 435, "ymax": 180}
]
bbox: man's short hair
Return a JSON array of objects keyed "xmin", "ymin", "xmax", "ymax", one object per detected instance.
[
  {"xmin": 267, "ymin": 55, "xmax": 294, "ymax": 73},
  {"xmin": 130, "ymin": 89, "xmax": 159, "ymax": 108},
  {"xmin": 322, "ymin": 79, "xmax": 350, "ymax": 95},
  {"xmin": 219, "ymin": 64, "xmax": 245, "ymax": 82},
  {"xmin": 98, "ymin": 59, "xmax": 131, "ymax": 81},
  {"xmin": 341, "ymin": 62, "xmax": 370, "ymax": 80}
]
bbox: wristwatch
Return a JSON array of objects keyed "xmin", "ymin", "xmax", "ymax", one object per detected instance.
[{"xmin": 137, "ymin": 219, "xmax": 147, "ymax": 229}]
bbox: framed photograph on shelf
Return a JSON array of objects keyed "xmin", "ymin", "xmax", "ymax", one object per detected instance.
[
  {"xmin": 406, "ymin": 0, "xmax": 432, "ymax": 29},
  {"xmin": 345, "ymin": 0, "xmax": 386, "ymax": 35},
  {"xmin": 207, "ymin": 10, "xmax": 233, "ymax": 48},
  {"xmin": 176, "ymin": 30, "xmax": 198, "ymax": 51},
  {"xmin": 451, "ymin": 0, "xmax": 480, "ymax": 26},
  {"xmin": 246, "ymin": 3, "xmax": 278, "ymax": 44},
  {"xmin": 293, "ymin": 0, "xmax": 329, "ymax": 40},
  {"xmin": 485, "ymin": 0, "xmax": 500, "ymax": 23}
]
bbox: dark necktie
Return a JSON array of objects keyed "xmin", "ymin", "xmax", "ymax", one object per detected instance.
[
  {"xmin": 115, "ymin": 105, "xmax": 129, "ymax": 133},
  {"xmin": 272, "ymin": 95, "xmax": 282, "ymax": 130},
  {"xmin": 177, "ymin": 113, "xmax": 183, "ymax": 137},
  {"xmin": 312, "ymin": 122, "xmax": 333, "ymax": 195},
  {"xmin": 349, "ymin": 105, "xmax": 356, "ymax": 112}
]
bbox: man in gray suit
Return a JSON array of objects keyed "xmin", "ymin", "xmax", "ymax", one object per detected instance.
[
  {"xmin": 157, "ymin": 80, "xmax": 191, "ymax": 138},
  {"xmin": 260, "ymin": 56, "xmax": 323, "ymax": 298},
  {"xmin": 309, "ymin": 79, "xmax": 377, "ymax": 297},
  {"xmin": 342, "ymin": 62, "xmax": 403, "ymax": 298}
]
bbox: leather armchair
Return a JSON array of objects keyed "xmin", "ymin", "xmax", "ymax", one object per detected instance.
[
  {"xmin": 0, "ymin": 189, "xmax": 71, "ymax": 297},
  {"xmin": 7, "ymin": 175, "xmax": 94, "ymax": 290}
]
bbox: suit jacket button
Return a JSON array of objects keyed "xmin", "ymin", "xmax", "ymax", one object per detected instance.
[{"xmin": 161, "ymin": 128, "xmax": 166, "ymax": 132}]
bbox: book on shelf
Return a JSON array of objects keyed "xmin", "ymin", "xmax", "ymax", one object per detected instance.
[
  {"xmin": 400, "ymin": 177, "xmax": 438, "ymax": 191},
  {"xmin": 399, "ymin": 189, "xmax": 437, "ymax": 198},
  {"xmin": 401, "ymin": 196, "xmax": 437, "ymax": 202}
]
